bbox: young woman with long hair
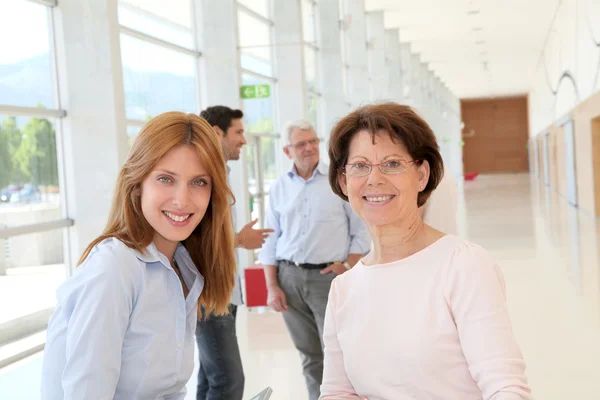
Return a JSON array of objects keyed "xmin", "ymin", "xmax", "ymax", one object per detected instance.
[{"xmin": 41, "ymin": 112, "xmax": 237, "ymax": 399}]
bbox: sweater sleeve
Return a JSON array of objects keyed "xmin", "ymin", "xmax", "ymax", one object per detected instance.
[
  {"xmin": 445, "ymin": 242, "xmax": 532, "ymax": 400},
  {"xmin": 319, "ymin": 278, "xmax": 363, "ymax": 399}
]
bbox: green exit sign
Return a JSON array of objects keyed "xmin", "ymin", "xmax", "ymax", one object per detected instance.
[{"xmin": 240, "ymin": 84, "xmax": 270, "ymax": 99}]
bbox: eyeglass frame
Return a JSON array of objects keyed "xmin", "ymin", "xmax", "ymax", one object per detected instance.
[
  {"xmin": 285, "ymin": 137, "xmax": 321, "ymax": 150},
  {"xmin": 341, "ymin": 159, "xmax": 421, "ymax": 177}
]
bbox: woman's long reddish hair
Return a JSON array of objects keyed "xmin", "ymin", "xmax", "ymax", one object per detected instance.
[{"xmin": 79, "ymin": 112, "xmax": 236, "ymax": 317}]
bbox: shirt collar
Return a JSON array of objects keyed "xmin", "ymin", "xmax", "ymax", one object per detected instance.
[
  {"xmin": 134, "ymin": 241, "xmax": 187, "ymax": 267},
  {"xmin": 287, "ymin": 161, "xmax": 328, "ymax": 179}
]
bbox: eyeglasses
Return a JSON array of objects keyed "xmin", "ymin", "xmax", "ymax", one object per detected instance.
[
  {"xmin": 342, "ymin": 159, "xmax": 420, "ymax": 177},
  {"xmin": 287, "ymin": 138, "xmax": 320, "ymax": 150}
]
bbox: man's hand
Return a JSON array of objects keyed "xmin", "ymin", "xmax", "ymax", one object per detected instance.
[
  {"xmin": 320, "ymin": 254, "xmax": 362, "ymax": 275},
  {"xmin": 236, "ymin": 219, "xmax": 274, "ymax": 250},
  {"xmin": 320, "ymin": 262, "xmax": 348, "ymax": 275},
  {"xmin": 267, "ymin": 285, "xmax": 288, "ymax": 312}
]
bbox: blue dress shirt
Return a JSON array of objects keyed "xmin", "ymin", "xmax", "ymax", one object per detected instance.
[
  {"xmin": 41, "ymin": 238, "xmax": 204, "ymax": 399},
  {"xmin": 258, "ymin": 162, "xmax": 370, "ymax": 266}
]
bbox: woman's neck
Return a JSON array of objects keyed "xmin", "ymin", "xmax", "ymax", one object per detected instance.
[
  {"xmin": 366, "ymin": 210, "xmax": 432, "ymax": 265},
  {"xmin": 153, "ymin": 234, "xmax": 178, "ymax": 264}
]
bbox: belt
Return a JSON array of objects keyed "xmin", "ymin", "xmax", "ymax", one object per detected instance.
[{"xmin": 280, "ymin": 260, "xmax": 331, "ymax": 270}]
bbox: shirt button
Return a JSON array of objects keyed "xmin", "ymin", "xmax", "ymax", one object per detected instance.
[{"xmin": 178, "ymin": 343, "xmax": 182, "ymax": 348}]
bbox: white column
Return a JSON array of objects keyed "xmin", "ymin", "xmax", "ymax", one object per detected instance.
[
  {"xmin": 399, "ymin": 43, "xmax": 413, "ymax": 104},
  {"xmin": 54, "ymin": 0, "xmax": 127, "ymax": 269},
  {"xmin": 196, "ymin": 0, "xmax": 252, "ymax": 268},
  {"xmin": 273, "ymin": 0, "xmax": 305, "ymax": 170},
  {"xmin": 366, "ymin": 11, "xmax": 386, "ymax": 101},
  {"xmin": 408, "ymin": 54, "xmax": 422, "ymax": 109},
  {"xmin": 273, "ymin": 0, "xmax": 305, "ymax": 125},
  {"xmin": 384, "ymin": 29, "xmax": 402, "ymax": 103},
  {"xmin": 197, "ymin": 0, "xmax": 240, "ymax": 108},
  {"xmin": 343, "ymin": 0, "xmax": 370, "ymax": 106},
  {"xmin": 421, "ymin": 66, "xmax": 432, "ymax": 123},
  {"xmin": 317, "ymin": 0, "xmax": 346, "ymax": 138}
]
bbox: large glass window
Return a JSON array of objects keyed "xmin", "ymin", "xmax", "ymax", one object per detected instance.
[
  {"xmin": 120, "ymin": 34, "xmax": 197, "ymax": 121},
  {"xmin": 301, "ymin": 1, "xmax": 321, "ymax": 130},
  {"xmin": 238, "ymin": 0, "xmax": 270, "ymax": 19},
  {"xmin": 0, "ymin": 116, "xmax": 61, "ymax": 227},
  {"xmin": 304, "ymin": 45, "xmax": 318, "ymax": 92},
  {"xmin": 0, "ymin": 229, "xmax": 67, "ymax": 325},
  {"xmin": 242, "ymin": 73, "xmax": 276, "ymax": 134},
  {"xmin": 118, "ymin": 1, "xmax": 200, "ymax": 141},
  {"xmin": 237, "ymin": 10, "xmax": 274, "ymax": 77},
  {"xmin": 301, "ymin": 0, "xmax": 317, "ymax": 45},
  {"xmin": 241, "ymin": 72, "xmax": 278, "ymax": 231},
  {"xmin": 0, "ymin": 2, "xmax": 55, "ymax": 108},
  {"xmin": 118, "ymin": 0, "xmax": 194, "ymax": 49},
  {"xmin": 237, "ymin": 2, "xmax": 278, "ymax": 245},
  {"xmin": 0, "ymin": 0, "xmax": 69, "ymax": 365}
]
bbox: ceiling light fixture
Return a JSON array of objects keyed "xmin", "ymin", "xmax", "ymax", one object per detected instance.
[{"xmin": 467, "ymin": 10, "xmax": 480, "ymax": 15}]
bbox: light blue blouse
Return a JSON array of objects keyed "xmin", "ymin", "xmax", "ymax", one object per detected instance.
[{"xmin": 41, "ymin": 238, "xmax": 204, "ymax": 399}]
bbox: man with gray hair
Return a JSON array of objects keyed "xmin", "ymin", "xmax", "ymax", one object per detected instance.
[{"xmin": 259, "ymin": 120, "xmax": 369, "ymax": 400}]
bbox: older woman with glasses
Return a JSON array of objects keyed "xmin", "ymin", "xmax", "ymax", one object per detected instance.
[{"xmin": 319, "ymin": 103, "xmax": 532, "ymax": 400}]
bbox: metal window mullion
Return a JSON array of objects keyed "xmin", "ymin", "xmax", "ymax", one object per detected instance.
[
  {"xmin": 190, "ymin": 0, "xmax": 203, "ymax": 112},
  {"xmin": 119, "ymin": 26, "xmax": 201, "ymax": 57},
  {"xmin": 248, "ymin": 132, "xmax": 280, "ymax": 138},
  {"xmin": 0, "ymin": 219, "xmax": 74, "ymax": 239},
  {"xmin": 237, "ymin": 4, "xmax": 274, "ymax": 26},
  {"xmin": 304, "ymin": 42, "xmax": 319, "ymax": 51},
  {"xmin": 240, "ymin": 68, "xmax": 277, "ymax": 83},
  {"xmin": 0, "ymin": 105, "xmax": 65, "ymax": 118},
  {"xmin": 26, "ymin": 0, "xmax": 57, "ymax": 7},
  {"xmin": 126, "ymin": 118, "xmax": 147, "ymax": 127}
]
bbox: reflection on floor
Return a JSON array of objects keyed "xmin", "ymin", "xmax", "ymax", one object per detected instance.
[{"xmin": 1, "ymin": 173, "xmax": 600, "ymax": 399}]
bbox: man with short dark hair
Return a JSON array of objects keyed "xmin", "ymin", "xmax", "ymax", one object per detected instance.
[{"xmin": 196, "ymin": 106, "xmax": 274, "ymax": 400}]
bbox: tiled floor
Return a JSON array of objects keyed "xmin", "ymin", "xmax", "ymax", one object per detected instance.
[{"xmin": 1, "ymin": 173, "xmax": 600, "ymax": 399}]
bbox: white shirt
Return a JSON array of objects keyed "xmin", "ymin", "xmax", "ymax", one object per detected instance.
[
  {"xmin": 227, "ymin": 165, "xmax": 243, "ymax": 305},
  {"xmin": 422, "ymin": 167, "xmax": 458, "ymax": 234},
  {"xmin": 41, "ymin": 238, "xmax": 204, "ymax": 400}
]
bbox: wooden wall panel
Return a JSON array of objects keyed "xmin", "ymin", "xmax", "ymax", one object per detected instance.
[
  {"xmin": 571, "ymin": 91, "xmax": 600, "ymax": 216},
  {"xmin": 461, "ymin": 96, "xmax": 529, "ymax": 173},
  {"xmin": 592, "ymin": 118, "xmax": 600, "ymax": 216}
]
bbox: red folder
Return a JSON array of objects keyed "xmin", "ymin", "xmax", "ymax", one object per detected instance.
[{"xmin": 244, "ymin": 265, "xmax": 268, "ymax": 307}]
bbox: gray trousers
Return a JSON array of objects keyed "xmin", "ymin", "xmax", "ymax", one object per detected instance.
[{"xmin": 278, "ymin": 261, "xmax": 336, "ymax": 400}]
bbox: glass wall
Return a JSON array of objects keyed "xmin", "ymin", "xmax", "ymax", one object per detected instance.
[
  {"xmin": 0, "ymin": 0, "xmax": 69, "ymax": 352},
  {"xmin": 118, "ymin": 0, "xmax": 200, "ymax": 142},
  {"xmin": 237, "ymin": 1, "xmax": 279, "ymax": 243},
  {"xmin": 301, "ymin": 0, "xmax": 322, "ymax": 132}
]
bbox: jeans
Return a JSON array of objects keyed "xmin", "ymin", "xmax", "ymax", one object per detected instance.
[{"xmin": 195, "ymin": 304, "xmax": 245, "ymax": 400}]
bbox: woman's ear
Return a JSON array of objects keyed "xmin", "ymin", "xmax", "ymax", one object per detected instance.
[
  {"xmin": 338, "ymin": 173, "xmax": 348, "ymax": 196},
  {"xmin": 417, "ymin": 160, "xmax": 430, "ymax": 191}
]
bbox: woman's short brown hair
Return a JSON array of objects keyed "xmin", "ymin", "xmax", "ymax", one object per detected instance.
[{"xmin": 328, "ymin": 103, "xmax": 444, "ymax": 207}]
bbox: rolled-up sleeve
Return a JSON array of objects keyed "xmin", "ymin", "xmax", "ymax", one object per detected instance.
[
  {"xmin": 343, "ymin": 202, "xmax": 370, "ymax": 255},
  {"xmin": 49, "ymin": 251, "xmax": 135, "ymax": 399},
  {"xmin": 258, "ymin": 189, "xmax": 281, "ymax": 266}
]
